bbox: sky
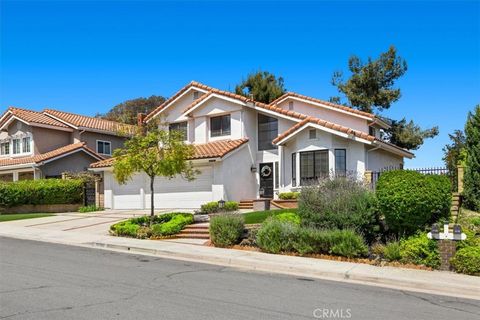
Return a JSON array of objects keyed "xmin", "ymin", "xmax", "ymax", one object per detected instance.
[{"xmin": 1, "ymin": 0, "xmax": 479, "ymax": 168}]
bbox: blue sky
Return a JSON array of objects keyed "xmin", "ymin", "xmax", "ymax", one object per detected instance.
[{"xmin": 1, "ymin": 0, "xmax": 479, "ymax": 167}]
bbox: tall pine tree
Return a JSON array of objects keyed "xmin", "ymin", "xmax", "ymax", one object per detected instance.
[
  {"xmin": 235, "ymin": 71, "xmax": 286, "ymax": 103},
  {"xmin": 463, "ymin": 105, "xmax": 480, "ymax": 211}
]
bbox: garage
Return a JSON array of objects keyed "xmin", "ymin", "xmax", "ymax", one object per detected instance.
[{"xmin": 104, "ymin": 165, "xmax": 214, "ymax": 209}]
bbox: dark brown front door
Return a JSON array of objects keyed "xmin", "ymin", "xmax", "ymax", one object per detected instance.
[{"xmin": 259, "ymin": 162, "xmax": 274, "ymax": 198}]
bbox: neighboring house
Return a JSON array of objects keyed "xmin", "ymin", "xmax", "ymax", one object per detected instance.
[
  {"xmin": 90, "ymin": 81, "xmax": 413, "ymax": 209},
  {"xmin": 0, "ymin": 107, "xmax": 135, "ymax": 181}
]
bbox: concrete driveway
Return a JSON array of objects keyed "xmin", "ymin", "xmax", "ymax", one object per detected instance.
[{"xmin": 1, "ymin": 210, "xmax": 172, "ymax": 236}]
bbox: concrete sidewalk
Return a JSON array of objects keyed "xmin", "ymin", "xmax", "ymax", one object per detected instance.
[{"xmin": 0, "ymin": 221, "xmax": 479, "ymax": 301}]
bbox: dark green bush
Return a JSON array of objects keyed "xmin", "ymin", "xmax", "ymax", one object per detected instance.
[
  {"xmin": 0, "ymin": 179, "xmax": 84, "ymax": 207},
  {"xmin": 78, "ymin": 205, "xmax": 104, "ymax": 213},
  {"xmin": 278, "ymin": 192, "xmax": 300, "ymax": 200},
  {"xmin": 151, "ymin": 214, "xmax": 194, "ymax": 237},
  {"xmin": 328, "ymin": 229, "xmax": 369, "ymax": 258},
  {"xmin": 451, "ymin": 246, "xmax": 480, "ymax": 275},
  {"xmin": 383, "ymin": 241, "xmax": 402, "ymax": 261},
  {"xmin": 256, "ymin": 218, "xmax": 297, "ymax": 253},
  {"xmin": 376, "ymin": 170, "xmax": 451, "ymax": 236},
  {"xmin": 399, "ymin": 233, "xmax": 440, "ymax": 268},
  {"xmin": 298, "ymin": 177, "xmax": 380, "ymax": 242},
  {"xmin": 209, "ymin": 214, "xmax": 245, "ymax": 247}
]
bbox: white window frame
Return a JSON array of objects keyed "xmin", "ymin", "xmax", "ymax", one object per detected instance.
[
  {"xmin": 0, "ymin": 141, "xmax": 10, "ymax": 156},
  {"xmin": 12, "ymin": 138, "xmax": 21, "ymax": 155},
  {"xmin": 22, "ymin": 136, "xmax": 32, "ymax": 153},
  {"xmin": 209, "ymin": 113, "xmax": 231, "ymax": 140},
  {"xmin": 96, "ymin": 140, "xmax": 112, "ymax": 155},
  {"xmin": 168, "ymin": 121, "xmax": 189, "ymax": 142}
]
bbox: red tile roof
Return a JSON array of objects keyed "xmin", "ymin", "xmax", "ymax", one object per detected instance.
[
  {"xmin": 272, "ymin": 117, "xmax": 376, "ymax": 145},
  {"xmin": 269, "ymin": 92, "xmax": 375, "ymax": 119},
  {"xmin": 90, "ymin": 138, "xmax": 249, "ymax": 168},
  {"xmin": 43, "ymin": 109, "xmax": 137, "ymax": 135},
  {"xmin": 0, "ymin": 142, "xmax": 103, "ymax": 168},
  {"xmin": 0, "ymin": 107, "xmax": 71, "ymax": 129}
]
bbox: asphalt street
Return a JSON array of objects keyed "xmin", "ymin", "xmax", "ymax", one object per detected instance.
[{"xmin": 0, "ymin": 237, "xmax": 479, "ymax": 320}]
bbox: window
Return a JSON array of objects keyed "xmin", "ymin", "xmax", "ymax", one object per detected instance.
[
  {"xmin": 193, "ymin": 91, "xmax": 199, "ymax": 100},
  {"xmin": 274, "ymin": 162, "xmax": 279, "ymax": 189},
  {"xmin": 369, "ymin": 126, "xmax": 376, "ymax": 137},
  {"xmin": 335, "ymin": 149, "xmax": 346, "ymax": 177},
  {"xmin": 0, "ymin": 142, "xmax": 9, "ymax": 155},
  {"xmin": 288, "ymin": 101, "xmax": 294, "ymax": 110},
  {"xmin": 169, "ymin": 121, "xmax": 188, "ymax": 141},
  {"xmin": 300, "ymin": 150, "xmax": 329, "ymax": 185},
  {"xmin": 258, "ymin": 113, "xmax": 278, "ymax": 150},
  {"xmin": 210, "ymin": 115, "xmax": 231, "ymax": 137},
  {"xmin": 22, "ymin": 137, "xmax": 31, "ymax": 153},
  {"xmin": 12, "ymin": 139, "xmax": 21, "ymax": 154},
  {"xmin": 292, "ymin": 153, "xmax": 296, "ymax": 187},
  {"xmin": 97, "ymin": 140, "xmax": 112, "ymax": 155},
  {"xmin": 309, "ymin": 129, "xmax": 317, "ymax": 139}
]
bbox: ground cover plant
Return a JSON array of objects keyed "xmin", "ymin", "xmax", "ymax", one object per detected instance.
[{"xmin": 0, "ymin": 213, "xmax": 53, "ymax": 222}]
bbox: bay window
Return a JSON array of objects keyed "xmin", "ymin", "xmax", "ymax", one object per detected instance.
[
  {"xmin": 22, "ymin": 137, "xmax": 31, "ymax": 153},
  {"xmin": 12, "ymin": 139, "xmax": 21, "ymax": 154},
  {"xmin": 0, "ymin": 142, "xmax": 9, "ymax": 155}
]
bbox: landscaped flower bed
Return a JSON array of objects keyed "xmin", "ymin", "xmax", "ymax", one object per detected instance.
[
  {"xmin": 110, "ymin": 212, "xmax": 194, "ymax": 239},
  {"xmin": 209, "ymin": 173, "xmax": 480, "ymax": 276}
]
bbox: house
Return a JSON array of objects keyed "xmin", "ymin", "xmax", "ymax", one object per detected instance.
[
  {"xmin": 0, "ymin": 107, "xmax": 135, "ymax": 181},
  {"xmin": 90, "ymin": 81, "xmax": 413, "ymax": 209}
]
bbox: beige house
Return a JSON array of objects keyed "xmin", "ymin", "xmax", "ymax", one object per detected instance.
[{"xmin": 0, "ymin": 107, "xmax": 135, "ymax": 181}]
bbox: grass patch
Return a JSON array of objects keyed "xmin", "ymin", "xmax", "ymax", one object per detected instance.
[
  {"xmin": 243, "ymin": 208, "xmax": 298, "ymax": 225},
  {"xmin": 0, "ymin": 213, "xmax": 53, "ymax": 222}
]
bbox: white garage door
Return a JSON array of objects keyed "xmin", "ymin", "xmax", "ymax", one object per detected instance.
[
  {"xmin": 111, "ymin": 173, "xmax": 144, "ymax": 209},
  {"xmin": 148, "ymin": 165, "xmax": 213, "ymax": 209},
  {"xmin": 108, "ymin": 165, "xmax": 214, "ymax": 209}
]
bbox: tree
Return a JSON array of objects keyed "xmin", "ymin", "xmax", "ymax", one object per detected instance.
[
  {"xmin": 331, "ymin": 46, "xmax": 438, "ymax": 150},
  {"xmin": 112, "ymin": 128, "xmax": 197, "ymax": 222},
  {"xmin": 443, "ymin": 129, "xmax": 466, "ymax": 191},
  {"xmin": 235, "ymin": 71, "xmax": 286, "ymax": 103},
  {"xmin": 98, "ymin": 95, "xmax": 166, "ymax": 125},
  {"xmin": 463, "ymin": 105, "xmax": 480, "ymax": 211}
]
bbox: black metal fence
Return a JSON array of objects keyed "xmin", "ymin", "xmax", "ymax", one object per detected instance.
[{"xmin": 369, "ymin": 166, "xmax": 453, "ymax": 190}]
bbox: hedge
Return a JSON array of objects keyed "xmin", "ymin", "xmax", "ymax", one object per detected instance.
[
  {"xmin": 200, "ymin": 201, "xmax": 239, "ymax": 214},
  {"xmin": 0, "ymin": 179, "xmax": 84, "ymax": 207},
  {"xmin": 278, "ymin": 192, "xmax": 300, "ymax": 200},
  {"xmin": 451, "ymin": 246, "xmax": 480, "ymax": 275},
  {"xmin": 376, "ymin": 170, "xmax": 451, "ymax": 236}
]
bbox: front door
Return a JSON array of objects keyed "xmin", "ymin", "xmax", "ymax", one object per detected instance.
[{"xmin": 259, "ymin": 162, "xmax": 274, "ymax": 198}]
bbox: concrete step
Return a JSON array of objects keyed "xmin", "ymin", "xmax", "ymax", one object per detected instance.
[
  {"xmin": 175, "ymin": 233, "xmax": 210, "ymax": 239},
  {"xmin": 184, "ymin": 225, "xmax": 209, "ymax": 230},
  {"xmin": 179, "ymin": 229, "xmax": 209, "ymax": 235}
]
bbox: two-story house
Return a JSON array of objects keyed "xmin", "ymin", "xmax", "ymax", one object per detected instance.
[
  {"xmin": 0, "ymin": 107, "xmax": 135, "ymax": 181},
  {"xmin": 90, "ymin": 81, "xmax": 413, "ymax": 209}
]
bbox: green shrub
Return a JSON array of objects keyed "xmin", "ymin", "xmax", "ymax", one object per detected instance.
[
  {"xmin": 201, "ymin": 201, "xmax": 219, "ymax": 214},
  {"xmin": 328, "ymin": 229, "xmax": 368, "ymax": 258},
  {"xmin": 151, "ymin": 213, "xmax": 194, "ymax": 237},
  {"xmin": 256, "ymin": 218, "xmax": 297, "ymax": 253},
  {"xmin": 274, "ymin": 212, "xmax": 301, "ymax": 225},
  {"xmin": 0, "ymin": 179, "xmax": 84, "ymax": 207},
  {"xmin": 384, "ymin": 241, "xmax": 402, "ymax": 261},
  {"xmin": 298, "ymin": 177, "xmax": 380, "ymax": 242},
  {"xmin": 209, "ymin": 214, "xmax": 245, "ymax": 247},
  {"xmin": 110, "ymin": 220, "xmax": 140, "ymax": 237},
  {"xmin": 371, "ymin": 243, "xmax": 386, "ymax": 256},
  {"xmin": 243, "ymin": 208, "xmax": 298, "ymax": 224},
  {"xmin": 224, "ymin": 201, "xmax": 239, "ymax": 211},
  {"xmin": 376, "ymin": 170, "xmax": 451, "ymax": 236},
  {"xmin": 399, "ymin": 233, "xmax": 440, "ymax": 268},
  {"xmin": 78, "ymin": 205, "xmax": 104, "ymax": 213},
  {"xmin": 278, "ymin": 192, "xmax": 300, "ymax": 200},
  {"xmin": 451, "ymin": 246, "xmax": 480, "ymax": 275}
]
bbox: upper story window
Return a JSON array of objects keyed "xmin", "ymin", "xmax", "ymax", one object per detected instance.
[
  {"xmin": 258, "ymin": 113, "xmax": 278, "ymax": 151},
  {"xmin": 97, "ymin": 140, "xmax": 112, "ymax": 155},
  {"xmin": 309, "ymin": 129, "xmax": 317, "ymax": 139},
  {"xmin": 193, "ymin": 91, "xmax": 199, "ymax": 100},
  {"xmin": 210, "ymin": 114, "xmax": 231, "ymax": 137},
  {"xmin": 22, "ymin": 137, "xmax": 31, "ymax": 153},
  {"xmin": 12, "ymin": 139, "xmax": 21, "ymax": 154},
  {"xmin": 288, "ymin": 101, "xmax": 294, "ymax": 111},
  {"xmin": 369, "ymin": 126, "xmax": 376, "ymax": 137},
  {"xmin": 169, "ymin": 121, "xmax": 188, "ymax": 141},
  {"xmin": 0, "ymin": 142, "xmax": 9, "ymax": 155}
]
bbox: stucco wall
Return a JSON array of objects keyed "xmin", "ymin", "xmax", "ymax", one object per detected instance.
[
  {"xmin": 80, "ymin": 131, "xmax": 126, "ymax": 157},
  {"xmin": 277, "ymin": 99, "xmax": 369, "ymax": 132},
  {"xmin": 366, "ymin": 148, "xmax": 403, "ymax": 172},
  {"xmin": 32, "ymin": 126, "xmax": 71, "ymax": 154},
  {"xmin": 40, "ymin": 151, "xmax": 98, "ymax": 177},
  {"xmin": 163, "ymin": 89, "xmax": 206, "ymax": 123}
]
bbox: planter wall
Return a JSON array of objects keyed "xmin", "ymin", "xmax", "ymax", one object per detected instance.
[{"xmin": 0, "ymin": 204, "xmax": 81, "ymax": 214}]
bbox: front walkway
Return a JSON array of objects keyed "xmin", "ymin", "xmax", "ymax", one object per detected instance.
[{"xmin": 0, "ymin": 215, "xmax": 479, "ymax": 301}]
